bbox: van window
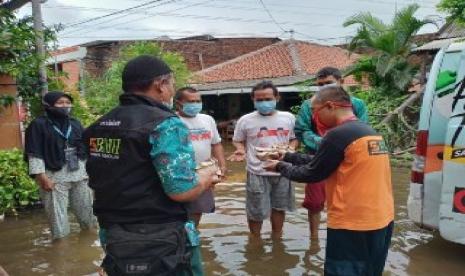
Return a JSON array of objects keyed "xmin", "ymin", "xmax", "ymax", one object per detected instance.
[
  {"xmin": 440, "ymin": 51, "xmax": 461, "ymax": 74},
  {"xmin": 435, "ymin": 51, "xmax": 462, "ymax": 99}
]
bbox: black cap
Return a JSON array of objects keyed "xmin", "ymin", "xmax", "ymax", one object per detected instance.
[
  {"xmin": 122, "ymin": 55, "xmax": 172, "ymax": 93},
  {"xmin": 42, "ymin": 91, "xmax": 73, "ymax": 106}
]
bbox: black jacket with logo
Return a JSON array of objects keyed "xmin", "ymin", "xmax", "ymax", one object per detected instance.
[{"xmin": 84, "ymin": 94, "xmax": 187, "ymax": 227}]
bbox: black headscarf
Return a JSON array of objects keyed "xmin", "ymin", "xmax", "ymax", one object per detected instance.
[
  {"xmin": 43, "ymin": 91, "xmax": 73, "ymax": 131},
  {"xmin": 24, "ymin": 91, "xmax": 86, "ymax": 172}
]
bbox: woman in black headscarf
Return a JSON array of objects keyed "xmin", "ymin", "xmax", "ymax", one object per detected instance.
[{"xmin": 25, "ymin": 91, "xmax": 96, "ymax": 240}]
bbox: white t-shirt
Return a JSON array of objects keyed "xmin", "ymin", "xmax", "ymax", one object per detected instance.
[
  {"xmin": 233, "ymin": 111, "xmax": 296, "ymax": 175},
  {"xmin": 179, "ymin": 113, "xmax": 222, "ymax": 165}
]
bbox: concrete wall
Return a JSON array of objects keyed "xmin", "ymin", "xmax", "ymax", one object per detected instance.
[{"xmin": 0, "ymin": 74, "xmax": 22, "ymax": 150}]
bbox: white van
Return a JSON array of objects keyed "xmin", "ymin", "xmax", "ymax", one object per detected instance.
[{"xmin": 408, "ymin": 40, "xmax": 465, "ymax": 245}]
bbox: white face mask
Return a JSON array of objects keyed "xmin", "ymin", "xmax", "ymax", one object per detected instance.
[{"xmin": 318, "ymin": 82, "xmax": 339, "ymax": 91}]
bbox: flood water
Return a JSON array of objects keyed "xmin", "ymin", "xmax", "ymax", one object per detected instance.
[{"xmin": 1, "ymin": 146, "xmax": 465, "ymax": 275}]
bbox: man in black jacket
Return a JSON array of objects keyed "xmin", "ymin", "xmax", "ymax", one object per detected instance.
[{"xmin": 84, "ymin": 55, "xmax": 219, "ymax": 275}]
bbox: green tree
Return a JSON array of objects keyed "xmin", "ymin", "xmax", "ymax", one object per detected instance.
[
  {"xmin": 343, "ymin": 4, "xmax": 434, "ymax": 95},
  {"xmin": 341, "ymin": 4, "xmax": 433, "ymax": 151},
  {"xmin": 438, "ymin": 0, "xmax": 465, "ymax": 24},
  {"xmin": 0, "ymin": 8, "xmax": 59, "ymax": 113},
  {"xmin": 84, "ymin": 41, "xmax": 191, "ymax": 115}
]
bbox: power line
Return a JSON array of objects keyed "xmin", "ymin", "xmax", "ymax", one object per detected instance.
[
  {"xmin": 61, "ymin": 10, "xmax": 354, "ymax": 45},
  {"xmin": 64, "ymin": 0, "xmax": 171, "ymax": 28},
  {"xmin": 50, "ymin": 0, "xmax": 438, "ymax": 46},
  {"xmin": 45, "ymin": 0, "xmax": 434, "ymax": 25},
  {"xmin": 60, "ymin": 13, "xmax": 336, "ymax": 38},
  {"xmin": 354, "ymin": 0, "xmax": 435, "ymax": 9},
  {"xmin": 56, "ymin": 32, "xmax": 285, "ymax": 48},
  {"xmin": 46, "ymin": 1, "xmax": 425, "ymax": 22},
  {"xmin": 45, "ymin": 3, "xmax": 357, "ymax": 21},
  {"xmin": 63, "ymin": 27, "xmax": 281, "ymax": 36},
  {"xmin": 60, "ymin": 6, "xmax": 350, "ymax": 38},
  {"xmin": 47, "ymin": 0, "xmax": 438, "ymax": 36},
  {"xmin": 133, "ymin": 0, "xmax": 438, "ymax": 10},
  {"xmin": 61, "ymin": 28, "xmax": 351, "ymax": 43},
  {"xmin": 59, "ymin": 33, "xmax": 282, "ymax": 39},
  {"xmin": 292, "ymin": 30, "xmax": 352, "ymax": 42},
  {"xmin": 59, "ymin": 28, "xmax": 283, "ymax": 39},
  {"xmin": 257, "ymin": 0, "xmax": 288, "ymax": 33},
  {"xmin": 51, "ymin": 1, "xmax": 441, "ymax": 37},
  {"xmin": 60, "ymin": 0, "xmax": 205, "ymax": 36},
  {"xmin": 59, "ymin": 0, "xmax": 190, "ymax": 36}
]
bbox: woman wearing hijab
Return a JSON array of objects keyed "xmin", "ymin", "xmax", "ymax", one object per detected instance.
[{"xmin": 24, "ymin": 91, "xmax": 96, "ymax": 240}]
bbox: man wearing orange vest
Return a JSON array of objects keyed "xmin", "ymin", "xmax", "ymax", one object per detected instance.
[{"xmin": 264, "ymin": 85, "xmax": 394, "ymax": 275}]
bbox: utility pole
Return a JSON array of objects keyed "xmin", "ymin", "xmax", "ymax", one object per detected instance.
[
  {"xmin": 289, "ymin": 29, "xmax": 295, "ymax": 40},
  {"xmin": 31, "ymin": 0, "xmax": 48, "ymax": 96}
]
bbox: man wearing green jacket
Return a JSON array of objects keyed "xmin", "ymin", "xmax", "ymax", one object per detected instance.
[{"xmin": 294, "ymin": 67, "xmax": 368, "ymax": 240}]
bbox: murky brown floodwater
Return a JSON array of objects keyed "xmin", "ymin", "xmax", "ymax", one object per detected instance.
[{"xmin": 1, "ymin": 144, "xmax": 465, "ymax": 275}]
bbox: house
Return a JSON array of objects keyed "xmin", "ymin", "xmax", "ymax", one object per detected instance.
[
  {"xmin": 191, "ymin": 39, "xmax": 359, "ymax": 121},
  {"xmin": 48, "ymin": 36, "xmax": 280, "ymax": 89},
  {"xmin": 414, "ymin": 21, "xmax": 465, "ymax": 53},
  {"xmin": 412, "ymin": 21, "xmax": 465, "ymax": 86}
]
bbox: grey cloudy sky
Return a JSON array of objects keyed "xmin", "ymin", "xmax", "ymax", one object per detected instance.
[{"xmin": 16, "ymin": 0, "xmax": 444, "ymax": 48}]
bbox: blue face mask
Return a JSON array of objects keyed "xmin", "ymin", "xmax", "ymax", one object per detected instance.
[
  {"xmin": 182, "ymin": 102, "xmax": 203, "ymax": 117},
  {"xmin": 254, "ymin": 100, "xmax": 276, "ymax": 115}
]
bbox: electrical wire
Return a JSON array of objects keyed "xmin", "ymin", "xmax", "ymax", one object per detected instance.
[
  {"xmin": 48, "ymin": 0, "xmax": 439, "ymax": 46},
  {"xmin": 59, "ymin": 0, "xmax": 207, "ymax": 36},
  {"xmin": 64, "ymin": 0, "xmax": 171, "ymax": 28},
  {"xmin": 257, "ymin": 0, "xmax": 288, "ymax": 33}
]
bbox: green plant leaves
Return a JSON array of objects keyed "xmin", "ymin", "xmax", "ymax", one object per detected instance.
[
  {"xmin": 343, "ymin": 4, "xmax": 432, "ymax": 95},
  {"xmin": 0, "ymin": 149, "xmax": 39, "ymax": 215},
  {"xmin": 83, "ymin": 41, "xmax": 191, "ymax": 116}
]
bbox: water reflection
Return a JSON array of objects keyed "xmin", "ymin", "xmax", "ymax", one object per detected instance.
[
  {"xmin": 0, "ymin": 153, "xmax": 465, "ymax": 275},
  {"xmin": 0, "ymin": 211, "xmax": 102, "ymax": 275},
  {"xmin": 302, "ymin": 239, "xmax": 324, "ymax": 276},
  {"xmin": 241, "ymin": 236, "xmax": 300, "ymax": 276}
]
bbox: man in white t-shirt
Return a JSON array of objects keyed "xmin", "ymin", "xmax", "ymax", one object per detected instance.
[
  {"xmin": 175, "ymin": 87, "xmax": 227, "ymax": 226},
  {"xmin": 228, "ymin": 81, "xmax": 298, "ymax": 237}
]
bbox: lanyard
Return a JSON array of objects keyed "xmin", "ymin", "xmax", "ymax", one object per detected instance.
[{"xmin": 52, "ymin": 124, "xmax": 72, "ymax": 141}]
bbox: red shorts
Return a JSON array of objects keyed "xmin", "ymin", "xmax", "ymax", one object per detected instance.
[{"xmin": 302, "ymin": 180, "xmax": 326, "ymax": 213}]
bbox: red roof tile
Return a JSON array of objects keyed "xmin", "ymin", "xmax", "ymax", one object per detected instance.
[
  {"xmin": 195, "ymin": 40, "xmax": 359, "ymax": 85},
  {"xmin": 297, "ymin": 42, "xmax": 358, "ymax": 76}
]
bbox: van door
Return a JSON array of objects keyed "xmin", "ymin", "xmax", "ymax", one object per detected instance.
[
  {"xmin": 408, "ymin": 48, "xmax": 445, "ymax": 226},
  {"xmin": 415, "ymin": 49, "xmax": 461, "ymax": 228},
  {"xmin": 439, "ymin": 46, "xmax": 465, "ymax": 245}
]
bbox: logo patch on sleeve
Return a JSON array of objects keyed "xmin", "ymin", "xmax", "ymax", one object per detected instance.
[{"xmin": 367, "ymin": 140, "xmax": 389, "ymax": 155}]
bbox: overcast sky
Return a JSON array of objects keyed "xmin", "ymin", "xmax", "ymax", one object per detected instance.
[{"xmin": 16, "ymin": 0, "xmax": 444, "ymax": 48}]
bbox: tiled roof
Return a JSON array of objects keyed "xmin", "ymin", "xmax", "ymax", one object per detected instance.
[
  {"xmin": 195, "ymin": 39, "xmax": 359, "ymax": 85},
  {"xmin": 297, "ymin": 43, "xmax": 358, "ymax": 76},
  {"xmin": 438, "ymin": 21, "xmax": 465, "ymax": 39}
]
